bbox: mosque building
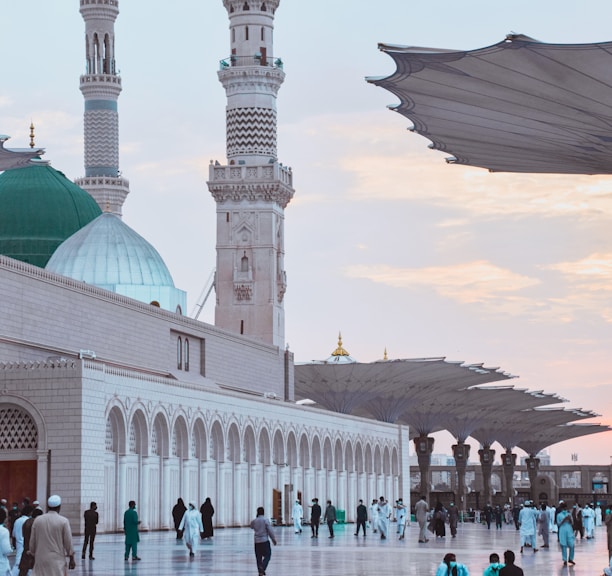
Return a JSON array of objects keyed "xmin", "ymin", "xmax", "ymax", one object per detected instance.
[
  {"xmin": 0, "ymin": 0, "xmax": 406, "ymax": 533},
  {"xmin": 1, "ymin": 1, "xmax": 608, "ymax": 535}
]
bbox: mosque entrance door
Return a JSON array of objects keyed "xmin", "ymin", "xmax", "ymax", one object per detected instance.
[
  {"xmin": 273, "ymin": 489, "xmax": 282, "ymax": 525},
  {"xmin": 0, "ymin": 460, "xmax": 36, "ymax": 505}
]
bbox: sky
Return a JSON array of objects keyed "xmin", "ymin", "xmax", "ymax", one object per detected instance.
[{"xmin": 2, "ymin": 0, "xmax": 612, "ymax": 466}]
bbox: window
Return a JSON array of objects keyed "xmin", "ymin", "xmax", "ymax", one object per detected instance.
[
  {"xmin": 232, "ymin": 28, "xmax": 236, "ymax": 43},
  {"xmin": 184, "ymin": 339, "xmax": 190, "ymax": 372},
  {"xmin": 241, "ymin": 252, "xmax": 249, "ymax": 272},
  {"xmin": 261, "ymin": 27, "xmax": 264, "ymax": 41},
  {"xmin": 177, "ymin": 336, "xmax": 182, "ymax": 369},
  {"xmin": 240, "ymin": 320, "xmax": 244, "ymax": 334},
  {"xmin": 245, "ymin": 26, "xmax": 249, "ymax": 41}
]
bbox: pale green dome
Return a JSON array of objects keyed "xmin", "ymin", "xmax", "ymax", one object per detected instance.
[{"xmin": 46, "ymin": 212, "xmax": 186, "ymax": 313}]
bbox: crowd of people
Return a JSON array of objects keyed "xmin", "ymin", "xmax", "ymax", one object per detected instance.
[{"xmin": 0, "ymin": 493, "xmax": 611, "ymax": 574}]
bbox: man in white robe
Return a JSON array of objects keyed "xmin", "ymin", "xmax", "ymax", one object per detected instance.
[
  {"xmin": 291, "ymin": 500, "xmax": 303, "ymax": 534},
  {"xmin": 11, "ymin": 506, "xmax": 31, "ymax": 576},
  {"xmin": 369, "ymin": 499, "xmax": 379, "ymax": 533},
  {"xmin": 29, "ymin": 495, "xmax": 75, "ymax": 576},
  {"xmin": 395, "ymin": 499, "xmax": 407, "ymax": 539},
  {"xmin": 377, "ymin": 497, "xmax": 391, "ymax": 539},
  {"xmin": 518, "ymin": 501, "xmax": 538, "ymax": 553},
  {"xmin": 582, "ymin": 504, "xmax": 595, "ymax": 539},
  {"xmin": 178, "ymin": 503, "xmax": 204, "ymax": 557}
]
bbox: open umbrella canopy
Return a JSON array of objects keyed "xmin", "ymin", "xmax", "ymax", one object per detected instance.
[{"xmin": 368, "ymin": 35, "xmax": 612, "ymax": 174}]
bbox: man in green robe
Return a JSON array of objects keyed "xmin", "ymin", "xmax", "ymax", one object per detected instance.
[{"xmin": 123, "ymin": 501, "xmax": 140, "ymax": 561}]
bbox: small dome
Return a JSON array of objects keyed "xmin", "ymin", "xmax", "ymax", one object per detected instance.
[
  {"xmin": 46, "ymin": 212, "xmax": 186, "ymax": 312},
  {"xmin": 0, "ymin": 163, "xmax": 102, "ymax": 267}
]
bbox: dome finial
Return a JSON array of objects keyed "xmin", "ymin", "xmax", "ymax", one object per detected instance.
[
  {"xmin": 29, "ymin": 122, "xmax": 35, "ymax": 149},
  {"xmin": 383, "ymin": 347, "xmax": 388, "ymax": 361},
  {"xmin": 331, "ymin": 331, "xmax": 350, "ymax": 357}
]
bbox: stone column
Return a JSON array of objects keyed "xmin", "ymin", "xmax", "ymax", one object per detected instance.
[
  {"xmin": 478, "ymin": 446, "xmax": 495, "ymax": 507},
  {"xmin": 502, "ymin": 449, "xmax": 517, "ymax": 504},
  {"xmin": 413, "ymin": 435, "xmax": 434, "ymax": 503},
  {"xmin": 452, "ymin": 441, "xmax": 471, "ymax": 514},
  {"xmin": 525, "ymin": 456, "xmax": 540, "ymax": 502}
]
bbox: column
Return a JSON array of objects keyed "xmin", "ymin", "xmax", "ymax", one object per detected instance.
[
  {"xmin": 525, "ymin": 455, "xmax": 540, "ymax": 502},
  {"xmin": 413, "ymin": 435, "xmax": 434, "ymax": 503},
  {"xmin": 502, "ymin": 449, "xmax": 517, "ymax": 504},
  {"xmin": 478, "ymin": 446, "xmax": 496, "ymax": 507},
  {"xmin": 452, "ymin": 441, "xmax": 471, "ymax": 514}
]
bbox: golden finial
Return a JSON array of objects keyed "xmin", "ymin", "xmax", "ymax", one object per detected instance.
[
  {"xmin": 383, "ymin": 347, "xmax": 388, "ymax": 361},
  {"xmin": 331, "ymin": 332, "xmax": 350, "ymax": 357},
  {"xmin": 104, "ymin": 201, "xmax": 111, "ymax": 213},
  {"xmin": 29, "ymin": 122, "xmax": 35, "ymax": 149}
]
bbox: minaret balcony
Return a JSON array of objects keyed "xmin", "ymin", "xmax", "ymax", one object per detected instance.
[
  {"xmin": 80, "ymin": 74, "xmax": 122, "ymax": 86},
  {"xmin": 219, "ymin": 55, "xmax": 283, "ymax": 70},
  {"xmin": 209, "ymin": 162, "xmax": 292, "ymax": 187}
]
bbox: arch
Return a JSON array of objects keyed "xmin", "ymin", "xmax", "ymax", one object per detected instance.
[
  {"xmin": 323, "ymin": 437, "xmax": 333, "ymax": 470},
  {"xmin": 210, "ymin": 420, "xmax": 225, "ymax": 461},
  {"xmin": 391, "ymin": 447, "xmax": 399, "ymax": 476},
  {"xmin": 192, "ymin": 418, "xmax": 207, "ymax": 460},
  {"xmin": 152, "ymin": 412, "xmax": 170, "ymax": 458},
  {"xmin": 0, "ymin": 396, "xmax": 47, "ymax": 450},
  {"xmin": 106, "ymin": 405, "xmax": 126, "ymax": 454},
  {"xmin": 373, "ymin": 445, "xmax": 382, "ymax": 474},
  {"xmin": 227, "ymin": 422, "xmax": 241, "ymax": 462},
  {"xmin": 177, "ymin": 336, "xmax": 182, "ymax": 369},
  {"xmin": 128, "ymin": 409, "xmax": 148, "ymax": 456},
  {"xmin": 298, "ymin": 434, "xmax": 310, "ymax": 468},
  {"xmin": 272, "ymin": 429, "xmax": 284, "ymax": 466},
  {"xmin": 311, "ymin": 436, "xmax": 322, "ymax": 470},
  {"xmin": 184, "ymin": 338, "xmax": 190, "ymax": 371},
  {"xmin": 355, "ymin": 442, "xmax": 364, "ymax": 474},
  {"xmin": 334, "ymin": 438, "xmax": 343, "ymax": 472},
  {"xmin": 244, "ymin": 425, "xmax": 256, "ymax": 464},
  {"xmin": 286, "ymin": 431, "xmax": 298, "ymax": 467},
  {"xmin": 258, "ymin": 427, "xmax": 271, "ymax": 465},
  {"xmin": 345, "ymin": 440, "xmax": 354, "ymax": 473},
  {"xmin": 172, "ymin": 415, "xmax": 189, "ymax": 459},
  {"xmin": 364, "ymin": 443, "xmax": 373, "ymax": 474},
  {"xmin": 383, "ymin": 445, "xmax": 391, "ymax": 475}
]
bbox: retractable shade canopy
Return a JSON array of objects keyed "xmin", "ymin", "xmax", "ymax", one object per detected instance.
[
  {"xmin": 0, "ymin": 135, "xmax": 44, "ymax": 170},
  {"xmin": 368, "ymin": 35, "xmax": 612, "ymax": 174}
]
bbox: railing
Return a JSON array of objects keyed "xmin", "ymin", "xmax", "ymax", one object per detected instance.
[{"xmin": 219, "ymin": 54, "xmax": 283, "ymax": 70}]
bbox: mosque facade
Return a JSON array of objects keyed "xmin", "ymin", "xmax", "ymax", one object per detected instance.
[{"xmin": 0, "ymin": 0, "xmax": 408, "ymax": 534}]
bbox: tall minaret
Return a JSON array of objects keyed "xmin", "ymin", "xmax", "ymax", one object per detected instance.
[
  {"xmin": 75, "ymin": 0, "xmax": 129, "ymax": 216},
  {"xmin": 208, "ymin": 0, "xmax": 295, "ymax": 348}
]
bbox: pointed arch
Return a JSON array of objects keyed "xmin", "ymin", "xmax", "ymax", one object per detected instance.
[
  {"xmin": 299, "ymin": 434, "xmax": 310, "ymax": 468},
  {"xmin": 244, "ymin": 425, "xmax": 256, "ymax": 464},
  {"xmin": 172, "ymin": 415, "xmax": 189, "ymax": 459},
  {"xmin": 373, "ymin": 445, "xmax": 382, "ymax": 474},
  {"xmin": 210, "ymin": 420, "xmax": 225, "ymax": 462},
  {"xmin": 129, "ymin": 408, "xmax": 148, "ymax": 456},
  {"xmin": 227, "ymin": 422, "xmax": 241, "ymax": 462},
  {"xmin": 152, "ymin": 412, "xmax": 170, "ymax": 458},
  {"xmin": 258, "ymin": 427, "xmax": 271, "ymax": 465},
  {"xmin": 286, "ymin": 431, "xmax": 297, "ymax": 467},
  {"xmin": 364, "ymin": 443, "xmax": 373, "ymax": 474},
  {"xmin": 355, "ymin": 441, "xmax": 364, "ymax": 474},
  {"xmin": 345, "ymin": 440, "xmax": 354, "ymax": 473},
  {"xmin": 334, "ymin": 438, "xmax": 343, "ymax": 472},
  {"xmin": 311, "ymin": 436, "xmax": 322, "ymax": 470},
  {"xmin": 323, "ymin": 437, "xmax": 333, "ymax": 470},
  {"xmin": 272, "ymin": 429, "xmax": 284, "ymax": 466},
  {"xmin": 192, "ymin": 417, "xmax": 207, "ymax": 460}
]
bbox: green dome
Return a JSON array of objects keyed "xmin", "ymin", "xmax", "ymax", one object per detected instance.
[{"xmin": 0, "ymin": 163, "xmax": 102, "ymax": 267}]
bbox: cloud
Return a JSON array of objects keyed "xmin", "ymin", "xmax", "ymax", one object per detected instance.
[
  {"xmin": 545, "ymin": 252, "xmax": 612, "ymax": 287},
  {"xmin": 344, "ymin": 260, "xmax": 540, "ymax": 304}
]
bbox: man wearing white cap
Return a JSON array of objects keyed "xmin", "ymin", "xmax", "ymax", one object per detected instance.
[{"xmin": 29, "ymin": 495, "xmax": 76, "ymax": 575}]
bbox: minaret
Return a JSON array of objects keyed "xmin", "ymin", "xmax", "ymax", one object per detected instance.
[
  {"xmin": 75, "ymin": 0, "xmax": 129, "ymax": 217},
  {"xmin": 208, "ymin": 0, "xmax": 295, "ymax": 347}
]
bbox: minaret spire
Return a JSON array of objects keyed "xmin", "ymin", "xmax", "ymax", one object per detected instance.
[
  {"xmin": 75, "ymin": 0, "xmax": 129, "ymax": 217},
  {"xmin": 208, "ymin": 0, "xmax": 295, "ymax": 347}
]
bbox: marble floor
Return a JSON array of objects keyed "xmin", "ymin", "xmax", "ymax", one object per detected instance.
[{"xmin": 37, "ymin": 521, "xmax": 610, "ymax": 576}]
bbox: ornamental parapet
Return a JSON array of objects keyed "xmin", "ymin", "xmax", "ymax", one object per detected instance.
[
  {"xmin": 208, "ymin": 163, "xmax": 294, "ymax": 207},
  {"xmin": 80, "ymin": 0, "xmax": 119, "ymax": 17}
]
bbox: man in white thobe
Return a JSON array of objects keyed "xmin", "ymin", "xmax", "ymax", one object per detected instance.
[
  {"xmin": 582, "ymin": 504, "xmax": 595, "ymax": 538},
  {"xmin": 291, "ymin": 500, "xmax": 303, "ymax": 534},
  {"xmin": 377, "ymin": 497, "xmax": 391, "ymax": 540},
  {"xmin": 369, "ymin": 499, "xmax": 379, "ymax": 533},
  {"xmin": 395, "ymin": 499, "xmax": 407, "ymax": 539},
  {"xmin": 29, "ymin": 495, "xmax": 75, "ymax": 576},
  {"xmin": 518, "ymin": 501, "xmax": 538, "ymax": 552},
  {"xmin": 178, "ymin": 503, "xmax": 204, "ymax": 556}
]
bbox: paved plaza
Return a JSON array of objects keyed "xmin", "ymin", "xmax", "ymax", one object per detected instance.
[{"xmin": 29, "ymin": 520, "xmax": 610, "ymax": 576}]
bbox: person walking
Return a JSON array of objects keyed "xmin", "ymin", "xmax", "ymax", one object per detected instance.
[
  {"xmin": 582, "ymin": 503, "xmax": 595, "ymax": 539},
  {"xmin": 518, "ymin": 501, "xmax": 537, "ymax": 553},
  {"xmin": 324, "ymin": 500, "xmax": 336, "ymax": 538},
  {"xmin": 433, "ymin": 502, "xmax": 447, "ymax": 538},
  {"xmin": 178, "ymin": 503, "xmax": 204, "ymax": 557},
  {"xmin": 483, "ymin": 552, "xmax": 503, "ymax": 576},
  {"xmin": 29, "ymin": 495, "xmax": 76, "ymax": 575},
  {"xmin": 556, "ymin": 501, "xmax": 576, "ymax": 566},
  {"xmin": 250, "ymin": 506, "xmax": 277, "ymax": 576},
  {"xmin": 18, "ymin": 508, "xmax": 43, "ymax": 576},
  {"xmin": 172, "ymin": 498, "xmax": 186, "ymax": 540},
  {"xmin": 0, "ymin": 508, "xmax": 12, "ymax": 576},
  {"xmin": 123, "ymin": 500, "xmax": 141, "ymax": 561},
  {"xmin": 537, "ymin": 503, "xmax": 549, "ymax": 549},
  {"xmin": 81, "ymin": 502, "xmax": 98, "ymax": 560},
  {"xmin": 355, "ymin": 499, "xmax": 367, "ymax": 537},
  {"xmin": 499, "ymin": 550, "xmax": 523, "ymax": 576},
  {"xmin": 415, "ymin": 495, "xmax": 429, "ymax": 543},
  {"xmin": 291, "ymin": 500, "xmax": 303, "ymax": 534},
  {"xmin": 395, "ymin": 499, "xmax": 407, "ymax": 539},
  {"xmin": 448, "ymin": 502, "xmax": 459, "ymax": 538},
  {"xmin": 200, "ymin": 497, "xmax": 214, "ymax": 539},
  {"xmin": 310, "ymin": 498, "xmax": 321, "ymax": 538},
  {"xmin": 369, "ymin": 499, "xmax": 379, "ymax": 534},
  {"xmin": 11, "ymin": 505, "xmax": 31, "ymax": 574},
  {"xmin": 377, "ymin": 497, "xmax": 391, "ymax": 539}
]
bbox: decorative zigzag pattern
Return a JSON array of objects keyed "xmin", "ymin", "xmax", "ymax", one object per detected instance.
[
  {"xmin": 84, "ymin": 109, "xmax": 119, "ymax": 167},
  {"xmin": 226, "ymin": 107, "xmax": 277, "ymax": 157}
]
